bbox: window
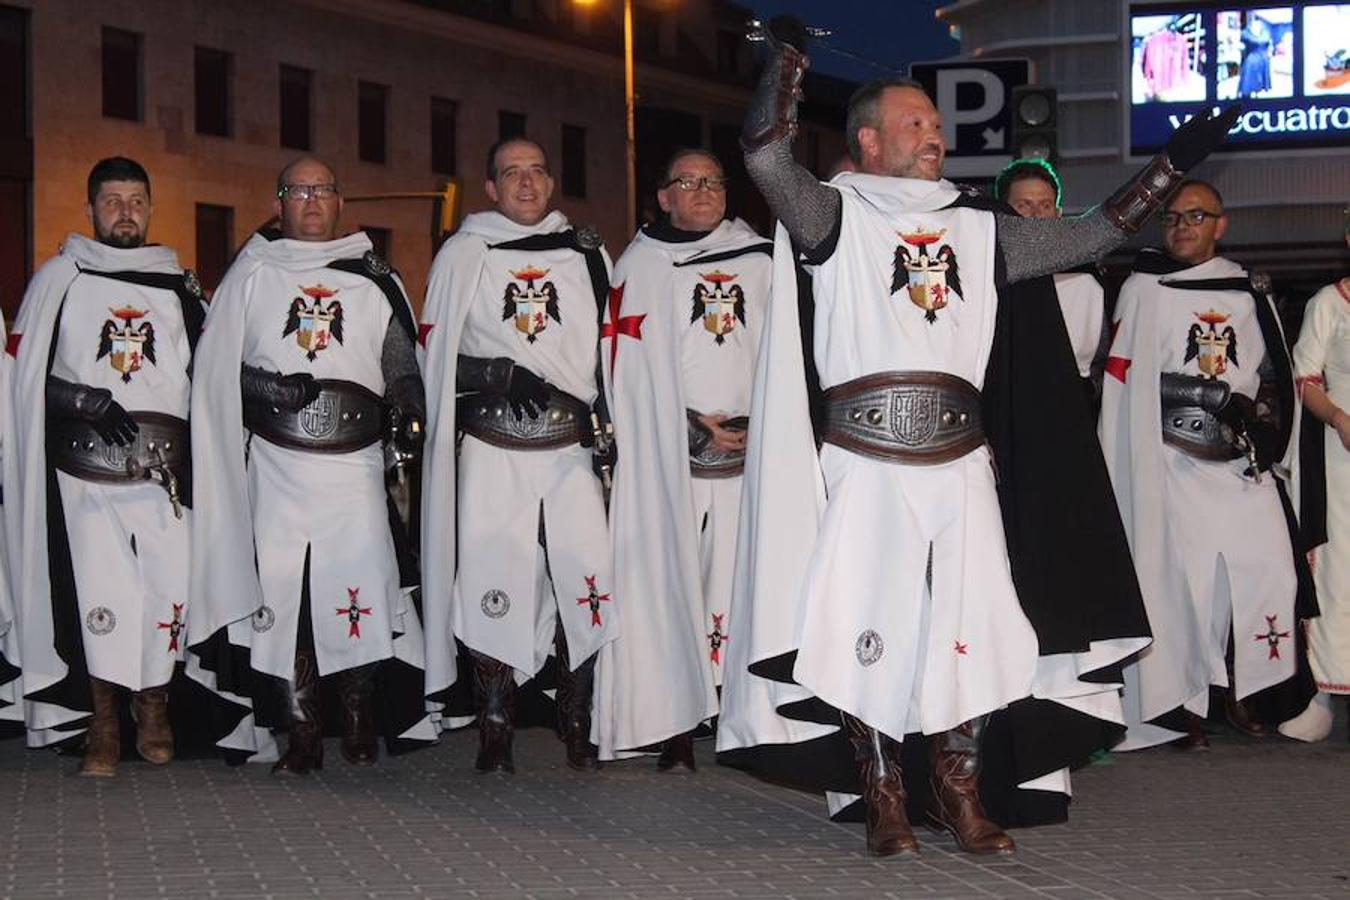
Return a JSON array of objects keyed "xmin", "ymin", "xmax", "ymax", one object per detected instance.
[
  {"xmin": 561, "ymin": 124, "xmax": 586, "ymax": 198},
  {"xmin": 194, "ymin": 204, "xmax": 234, "ymax": 293},
  {"xmin": 358, "ymin": 81, "xmax": 388, "ymax": 164},
  {"xmin": 194, "ymin": 46, "xmax": 232, "ymax": 137},
  {"xmin": 362, "ymin": 226, "xmax": 392, "ymax": 264},
  {"xmin": 430, "ymin": 97, "xmax": 457, "ymax": 176},
  {"xmin": 498, "ymin": 110, "xmax": 526, "ymax": 141},
  {"xmin": 716, "ymin": 30, "xmax": 741, "ymax": 76},
  {"xmin": 279, "ymin": 65, "xmax": 312, "ymax": 151},
  {"xmin": 102, "ymin": 27, "xmax": 141, "ymax": 121}
]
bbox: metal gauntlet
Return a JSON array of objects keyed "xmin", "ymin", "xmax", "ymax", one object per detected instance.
[
  {"xmin": 687, "ymin": 409, "xmax": 713, "ymax": 456},
  {"xmin": 741, "ymin": 33, "xmax": 808, "ymax": 151},
  {"xmin": 456, "ymin": 354, "xmax": 515, "ymax": 394},
  {"xmin": 46, "ymin": 375, "xmax": 113, "ymax": 422},
  {"xmin": 241, "ymin": 363, "xmax": 314, "ymax": 413},
  {"xmin": 1102, "ymin": 153, "xmax": 1184, "ymax": 234}
]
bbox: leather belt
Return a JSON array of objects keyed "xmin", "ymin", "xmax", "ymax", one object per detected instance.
[
  {"xmin": 1161, "ymin": 404, "xmax": 1242, "ymax": 461},
  {"xmin": 458, "ymin": 389, "xmax": 591, "ymax": 451},
  {"xmin": 822, "ymin": 371, "xmax": 984, "ymax": 465},
  {"xmin": 690, "ymin": 442, "xmax": 745, "ymax": 479},
  {"xmin": 244, "ymin": 378, "xmax": 383, "ymax": 454},
  {"xmin": 50, "ymin": 411, "xmax": 190, "ymax": 484}
]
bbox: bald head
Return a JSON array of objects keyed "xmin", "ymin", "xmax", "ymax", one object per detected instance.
[
  {"xmin": 274, "ymin": 156, "xmax": 343, "ymax": 242},
  {"xmin": 1163, "ymin": 180, "xmax": 1227, "ymax": 267}
]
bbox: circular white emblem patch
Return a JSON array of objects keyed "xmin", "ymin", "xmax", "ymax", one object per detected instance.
[
  {"xmin": 481, "ymin": 590, "xmax": 511, "ymax": 619},
  {"xmin": 86, "ymin": 607, "xmax": 117, "ymax": 636},
  {"xmin": 251, "ymin": 605, "xmax": 276, "ymax": 633},
  {"xmin": 855, "ymin": 629, "xmax": 884, "ymax": 667}
]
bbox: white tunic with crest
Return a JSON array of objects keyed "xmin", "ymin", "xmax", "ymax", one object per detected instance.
[
  {"xmin": 595, "ymin": 219, "xmax": 770, "ymax": 758},
  {"xmin": 5, "ymin": 235, "xmax": 194, "ymax": 743},
  {"xmin": 420, "ymin": 210, "xmax": 616, "ymax": 687},
  {"xmin": 1102, "ymin": 255, "xmax": 1297, "ymax": 749}
]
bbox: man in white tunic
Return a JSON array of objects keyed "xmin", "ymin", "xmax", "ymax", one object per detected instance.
[
  {"xmin": 995, "ymin": 159, "xmax": 1108, "ymax": 408},
  {"xmin": 719, "ymin": 19, "xmax": 1231, "ymax": 857},
  {"xmin": 421, "ymin": 138, "xmax": 616, "ymax": 773},
  {"xmin": 1277, "ymin": 214, "xmax": 1349, "ymax": 742},
  {"xmin": 188, "ymin": 157, "xmax": 432, "ymax": 773},
  {"xmin": 1102, "ymin": 180, "xmax": 1314, "ymax": 751},
  {"xmin": 5, "ymin": 157, "xmax": 202, "ymax": 774},
  {"xmin": 0, "ymin": 309, "xmax": 19, "ymax": 733},
  {"xmin": 597, "ymin": 149, "xmax": 772, "ymax": 769}
]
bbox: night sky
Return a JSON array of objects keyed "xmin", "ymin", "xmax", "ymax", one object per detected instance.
[{"xmin": 740, "ymin": 0, "xmax": 961, "ymax": 84}]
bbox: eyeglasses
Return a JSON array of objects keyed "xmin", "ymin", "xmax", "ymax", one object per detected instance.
[
  {"xmin": 278, "ymin": 183, "xmax": 339, "ymax": 201},
  {"xmin": 664, "ymin": 175, "xmax": 729, "ymax": 193},
  {"xmin": 1161, "ymin": 208, "xmax": 1221, "ymax": 228}
]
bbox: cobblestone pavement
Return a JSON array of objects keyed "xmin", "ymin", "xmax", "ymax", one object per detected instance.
[{"xmin": 1, "ymin": 711, "xmax": 1346, "ymax": 900}]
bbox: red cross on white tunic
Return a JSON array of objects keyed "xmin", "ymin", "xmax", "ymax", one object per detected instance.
[
  {"xmin": 601, "ymin": 283, "xmax": 645, "ymax": 374},
  {"xmin": 337, "ymin": 587, "xmax": 374, "ymax": 638},
  {"xmin": 576, "ymin": 575, "xmax": 611, "ymax": 627},
  {"xmin": 1105, "ymin": 319, "xmax": 1131, "ymax": 383},
  {"xmin": 417, "ymin": 322, "xmax": 435, "ymax": 348},
  {"xmin": 1255, "ymin": 614, "xmax": 1290, "ymax": 660},
  {"xmin": 157, "ymin": 603, "xmax": 185, "ymax": 652},
  {"xmin": 707, "ymin": 613, "xmax": 729, "ymax": 664}
]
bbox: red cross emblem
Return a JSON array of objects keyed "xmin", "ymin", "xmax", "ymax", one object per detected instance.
[
  {"xmin": 156, "ymin": 603, "xmax": 185, "ymax": 652},
  {"xmin": 600, "ymin": 283, "xmax": 645, "ymax": 374},
  {"xmin": 337, "ymin": 587, "xmax": 374, "ymax": 638},
  {"xmin": 576, "ymin": 575, "xmax": 611, "ymax": 627},
  {"xmin": 954, "ymin": 640, "xmax": 969, "ymax": 656},
  {"xmin": 708, "ymin": 613, "xmax": 729, "ymax": 664},
  {"xmin": 5, "ymin": 332, "xmax": 20, "ymax": 357},
  {"xmin": 1255, "ymin": 614, "xmax": 1290, "ymax": 660},
  {"xmin": 417, "ymin": 322, "xmax": 435, "ymax": 348},
  {"xmin": 1105, "ymin": 320, "xmax": 1132, "ymax": 383}
]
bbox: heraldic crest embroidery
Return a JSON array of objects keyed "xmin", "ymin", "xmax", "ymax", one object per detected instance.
[
  {"xmin": 284, "ymin": 285, "xmax": 344, "ymax": 361},
  {"xmin": 891, "ymin": 228, "xmax": 961, "ymax": 324},
  {"xmin": 689, "ymin": 270, "xmax": 746, "ymax": 345},
  {"xmin": 1184, "ymin": 309, "xmax": 1239, "ymax": 378},
  {"xmin": 502, "ymin": 267, "xmax": 561, "ymax": 343},
  {"xmin": 97, "ymin": 306, "xmax": 155, "ymax": 383}
]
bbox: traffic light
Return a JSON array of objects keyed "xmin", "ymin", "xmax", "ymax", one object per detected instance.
[
  {"xmin": 1010, "ymin": 85, "xmax": 1058, "ymax": 163},
  {"xmin": 433, "ymin": 179, "xmax": 460, "ymax": 245}
]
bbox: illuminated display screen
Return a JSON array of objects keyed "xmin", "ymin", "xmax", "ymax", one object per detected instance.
[{"xmin": 1129, "ymin": 2, "xmax": 1350, "ymax": 153}]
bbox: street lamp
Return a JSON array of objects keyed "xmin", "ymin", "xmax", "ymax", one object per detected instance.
[{"xmin": 575, "ymin": 0, "xmax": 637, "ymax": 237}]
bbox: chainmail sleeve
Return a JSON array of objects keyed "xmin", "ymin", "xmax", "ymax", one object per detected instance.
[
  {"xmin": 380, "ymin": 314, "xmax": 420, "ymax": 388},
  {"xmin": 745, "ymin": 139, "xmax": 842, "ymax": 262},
  {"xmin": 996, "ymin": 209, "xmax": 1129, "ymax": 284}
]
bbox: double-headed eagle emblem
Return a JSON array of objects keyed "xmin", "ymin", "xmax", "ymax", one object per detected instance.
[
  {"xmin": 891, "ymin": 229, "xmax": 962, "ymax": 323},
  {"xmin": 97, "ymin": 306, "xmax": 155, "ymax": 383},
  {"xmin": 502, "ymin": 267, "xmax": 562, "ymax": 343},
  {"xmin": 690, "ymin": 270, "xmax": 746, "ymax": 344},
  {"xmin": 284, "ymin": 285, "xmax": 345, "ymax": 361},
  {"xmin": 1184, "ymin": 309, "xmax": 1239, "ymax": 378}
]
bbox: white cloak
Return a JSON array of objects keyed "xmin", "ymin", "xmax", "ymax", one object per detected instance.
[
  {"xmin": 595, "ymin": 219, "xmax": 771, "ymax": 759},
  {"xmin": 187, "ymin": 231, "xmax": 433, "ymax": 755},
  {"xmin": 420, "ymin": 210, "xmax": 616, "ymax": 701},
  {"xmin": 4, "ymin": 234, "xmax": 194, "ymax": 745},
  {"xmin": 1102, "ymin": 255, "xmax": 1298, "ymax": 749},
  {"xmin": 1287, "ymin": 277, "xmax": 1350, "ymax": 693},
  {"xmin": 1053, "ymin": 271, "xmax": 1105, "ymax": 379},
  {"xmin": 0, "ymin": 309, "xmax": 20, "ymax": 726}
]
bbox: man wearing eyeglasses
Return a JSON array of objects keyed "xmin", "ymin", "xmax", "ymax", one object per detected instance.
[
  {"xmin": 1101, "ymin": 180, "xmax": 1314, "ymax": 753},
  {"xmin": 592, "ymin": 149, "xmax": 772, "ymax": 771},
  {"xmin": 420, "ymin": 137, "xmax": 616, "ymax": 775},
  {"xmin": 188, "ymin": 156, "xmax": 433, "ymax": 773},
  {"xmin": 4, "ymin": 157, "xmax": 203, "ymax": 775}
]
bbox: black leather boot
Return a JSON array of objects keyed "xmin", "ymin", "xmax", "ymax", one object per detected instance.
[
  {"xmin": 472, "ymin": 650, "xmax": 516, "ymax": 774},
  {"xmin": 336, "ymin": 663, "xmax": 379, "ymax": 766},
  {"xmin": 555, "ymin": 622, "xmax": 601, "ymax": 771},
  {"xmin": 272, "ymin": 646, "xmax": 323, "ymax": 776}
]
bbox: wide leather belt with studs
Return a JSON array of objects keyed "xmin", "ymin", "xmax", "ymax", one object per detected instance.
[
  {"xmin": 690, "ymin": 442, "xmax": 745, "ymax": 479},
  {"xmin": 50, "ymin": 411, "xmax": 190, "ymax": 484},
  {"xmin": 458, "ymin": 389, "xmax": 591, "ymax": 451},
  {"xmin": 822, "ymin": 371, "xmax": 984, "ymax": 465},
  {"xmin": 1160, "ymin": 404, "xmax": 1243, "ymax": 461},
  {"xmin": 244, "ymin": 378, "xmax": 384, "ymax": 454}
]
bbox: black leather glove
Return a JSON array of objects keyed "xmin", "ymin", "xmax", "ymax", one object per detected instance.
[
  {"xmin": 742, "ymin": 15, "xmax": 810, "ymax": 151},
  {"xmin": 505, "ymin": 364, "xmax": 550, "ymax": 420},
  {"xmin": 240, "ymin": 364, "xmax": 321, "ymax": 412},
  {"xmin": 279, "ymin": 372, "xmax": 322, "ymax": 410},
  {"xmin": 1215, "ymin": 391, "xmax": 1256, "ymax": 431},
  {"xmin": 1166, "ymin": 105, "xmax": 1242, "ymax": 171},
  {"xmin": 46, "ymin": 375, "xmax": 139, "ymax": 446},
  {"xmin": 93, "ymin": 400, "xmax": 139, "ymax": 447}
]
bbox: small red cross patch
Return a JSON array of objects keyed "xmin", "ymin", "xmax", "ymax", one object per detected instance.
[
  {"xmin": 156, "ymin": 603, "xmax": 185, "ymax": 652},
  {"xmin": 576, "ymin": 575, "xmax": 611, "ymax": 627},
  {"xmin": 954, "ymin": 640, "xmax": 969, "ymax": 656},
  {"xmin": 1255, "ymin": 614, "xmax": 1290, "ymax": 660},
  {"xmin": 708, "ymin": 613, "xmax": 729, "ymax": 664},
  {"xmin": 337, "ymin": 587, "xmax": 374, "ymax": 638}
]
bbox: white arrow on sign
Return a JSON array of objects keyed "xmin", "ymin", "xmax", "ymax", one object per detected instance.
[
  {"xmin": 936, "ymin": 68, "xmax": 1006, "ymax": 150},
  {"xmin": 982, "ymin": 127, "xmax": 1005, "ymax": 150}
]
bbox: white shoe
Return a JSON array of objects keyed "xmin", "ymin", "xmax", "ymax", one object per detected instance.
[{"xmin": 1278, "ymin": 692, "xmax": 1333, "ymax": 742}]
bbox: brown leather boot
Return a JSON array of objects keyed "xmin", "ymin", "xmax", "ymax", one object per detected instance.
[
  {"xmin": 79, "ymin": 678, "xmax": 122, "ymax": 778},
  {"xmin": 927, "ymin": 716, "xmax": 1015, "ymax": 855},
  {"xmin": 1225, "ymin": 686, "xmax": 1270, "ymax": 738},
  {"xmin": 841, "ymin": 714, "xmax": 919, "ymax": 856},
  {"xmin": 657, "ymin": 731, "xmax": 697, "ymax": 772},
  {"xmin": 272, "ymin": 646, "xmax": 323, "ymax": 776},
  {"xmin": 336, "ymin": 663, "xmax": 379, "ymax": 766},
  {"xmin": 472, "ymin": 650, "xmax": 516, "ymax": 774},
  {"xmin": 555, "ymin": 625, "xmax": 601, "ymax": 772},
  {"xmin": 132, "ymin": 686, "xmax": 174, "ymax": 764},
  {"xmin": 1171, "ymin": 711, "xmax": 1210, "ymax": 751}
]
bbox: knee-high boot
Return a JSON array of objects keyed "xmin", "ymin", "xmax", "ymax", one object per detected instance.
[
  {"xmin": 336, "ymin": 663, "xmax": 379, "ymax": 766},
  {"xmin": 272, "ymin": 646, "xmax": 323, "ymax": 775},
  {"xmin": 555, "ymin": 622, "xmax": 601, "ymax": 771},
  {"xmin": 472, "ymin": 650, "xmax": 516, "ymax": 773},
  {"xmin": 841, "ymin": 714, "xmax": 919, "ymax": 856},
  {"xmin": 927, "ymin": 716, "xmax": 1015, "ymax": 854},
  {"xmin": 80, "ymin": 678, "xmax": 122, "ymax": 778}
]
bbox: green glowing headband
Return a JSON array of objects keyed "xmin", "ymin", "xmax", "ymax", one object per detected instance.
[{"xmin": 994, "ymin": 157, "xmax": 1063, "ymax": 209}]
